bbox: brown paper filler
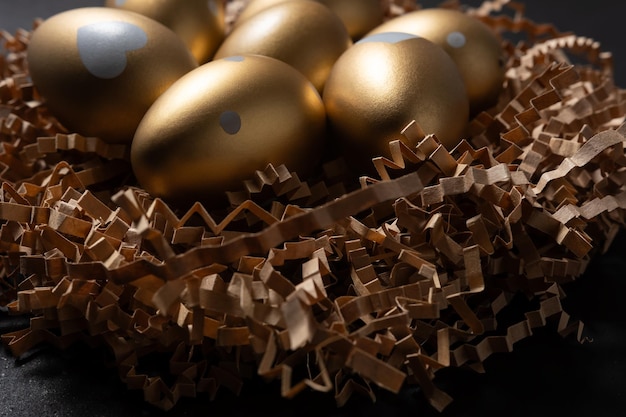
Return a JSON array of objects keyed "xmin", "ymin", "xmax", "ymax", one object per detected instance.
[{"xmin": 0, "ymin": 0, "xmax": 624, "ymax": 412}]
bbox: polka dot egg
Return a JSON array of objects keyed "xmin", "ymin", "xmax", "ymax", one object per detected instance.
[
  {"xmin": 26, "ymin": 7, "xmax": 198, "ymax": 143},
  {"xmin": 130, "ymin": 54, "xmax": 326, "ymax": 205},
  {"xmin": 367, "ymin": 8, "xmax": 505, "ymax": 113}
]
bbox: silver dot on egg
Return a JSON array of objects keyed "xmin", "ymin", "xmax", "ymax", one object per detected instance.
[
  {"xmin": 224, "ymin": 55, "xmax": 245, "ymax": 62},
  {"xmin": 357, "ymin": 32, "xmax": 419, "ymax": 45},
  {"xmin": 77, "ymin": 21, "xmax": 147, "ymax": 79},
  {"xmin": 446, "ymin": 31, "xmax": 466, "ymax": 49},
  {"xmin": 219, "ymin": 111, "xmax": 242, "ymax": 134}
]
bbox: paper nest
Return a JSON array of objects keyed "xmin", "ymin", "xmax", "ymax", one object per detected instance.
[{"xmin": 1, "ymin": 0, "xmax": 625, "ymax": 412}]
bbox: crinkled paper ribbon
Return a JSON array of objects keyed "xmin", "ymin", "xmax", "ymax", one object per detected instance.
[{"xmin": 1, "ymin": 0, "xmax": 625, "ymax": 412}]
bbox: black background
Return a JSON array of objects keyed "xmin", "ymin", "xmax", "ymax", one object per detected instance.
[
  {"xmin": 1, "ymin": 0, "xmax": 624, "ymax": 85},
  {"xmin": 2, "ymin": 1, "xmax": 626, "ymax": 416}
]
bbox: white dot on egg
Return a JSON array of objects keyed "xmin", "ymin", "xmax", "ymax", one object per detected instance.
[
  {"xmin": 446, "ymin": 31, "xmax": 466, "ymax": 48},
  {"xmin": 224, "ymin": 55, "xmax": 245, "ymax": 62},
  {"xmin": 220, "ymin": 111, "xmax": 241, "ymax": 135},
  {"xmin": 357, "ymin": 32, "xmax": 418, "ymax": 45}
]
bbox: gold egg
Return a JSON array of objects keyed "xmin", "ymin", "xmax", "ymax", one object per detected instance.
[
  {"xmin": 323, "ymin": 33, "xmax": 469, "ymax": 173},
  {"xmin": 215, "ymin": 0, "xmax": 352, "ymax": 92},
  {"xmin": 27, "ymin": 7, "xmax": 197, "ymax": 144},
  {"xmin": 105, "ymin": 0, "xmax": 225, "ymax": 63},
  {"xmin": 236, "ymin": 0, "xmax": 383, "ymax": 40},
  {"xmin": 318, "ymin": 0, "xmax": 384, "ymax": 40},
  {"xmin": 234, "ymin": 0, "xmax": 306, "ymax": 26},
  {"xmin": 131, "ymin": 55, "xmax": 326, "ymax": 205},
  {"xmin": 367, "ymin": 8, "xmax": 505, "ymax": 114}
]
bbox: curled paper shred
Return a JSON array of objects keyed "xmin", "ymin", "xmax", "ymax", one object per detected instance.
[{"xmin": 0, "ymin": 0, "xmax": 624, "ymax": 413}]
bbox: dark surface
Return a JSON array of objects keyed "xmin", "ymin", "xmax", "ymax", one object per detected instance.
[{"xmin": 2, "ymin": 1, "xmax": 626, "ymax": 416}]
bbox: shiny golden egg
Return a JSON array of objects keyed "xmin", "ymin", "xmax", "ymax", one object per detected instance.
[
  {"xmin": 105, "ymin": 0, "xmax": 225, "ymax": 63},
  {"xmin": 27, "ymin": 7, "xmax": 197, "ymax": 144},
  {"xmin": 235, "ymin": 0, "xmax": 383, "ymax": 40},
  {"xmin": 367, "ymin": 8, "xmax": 505, "ymax": 114},
  {"xmin": 234, "ymin": 0, "xmax": 304, "ymax": 26},
  {"xmin": 215, "ymin": 0, "xmax": 352, "ymax": 92},
  {"xmin": 318, "ymin": 0, "xmax": 384, "ymax": 40},
  {"xmin": 323, "ymin": 33, "xmax": 469, "ymax": 173},
  {"xmin": 131, "ymin": 55, "xmax": 327, "ymax": 204}
]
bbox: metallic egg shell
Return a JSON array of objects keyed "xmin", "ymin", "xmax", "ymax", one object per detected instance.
[
  {"xmin": 319, "ymin": 0, "xmax": 384, "ymax": 40},
  {"xmin": 236, "ymin": 0, "xmax": 383, "ymax": 40},
  {"xmin": 322, "ymin": 33, "xmax": 469, "ymax": 174},
  {"xmin": 27, "ymin": 7, "xmax": 198, "ymax": 144},
  {"xmin": 368, "ymin": 8, "xmax": 506, "ymax": 114},
  {"xmin": 105, "ymin": 0, "xmax": 226, "ymax": 63},
  {"xmin": 234, "ymin": 0, "xmax": 304, "ymax": 26},
  {"xmin": 130, "ymin": 54, "xmax": 327, "ymax": 204},
  {"xmin": 215, "ymin": 0, "xmax": 352, "ymax": 92}
]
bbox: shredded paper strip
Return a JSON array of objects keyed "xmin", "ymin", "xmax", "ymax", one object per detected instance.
[{"xmin": 1, "ymin": 0, "xmax": 625, "ymax": 412}]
